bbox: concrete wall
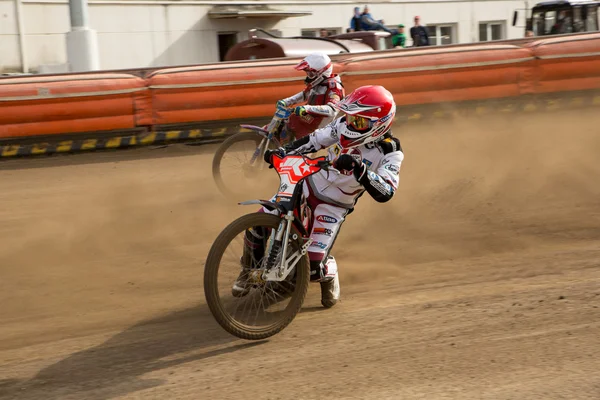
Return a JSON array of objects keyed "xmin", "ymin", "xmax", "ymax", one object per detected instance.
[{"xmin": 0, "ymin": 0, "xmax": 528, "ymax": 73}]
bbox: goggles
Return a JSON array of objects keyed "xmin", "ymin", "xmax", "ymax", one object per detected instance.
[
  {"xmin": 346, "ymin": 114, "xmax": 373, "ymax": 131},
  {"xmin": 305, "ymin": 69, "xmax": 318, "ymax": 79}
]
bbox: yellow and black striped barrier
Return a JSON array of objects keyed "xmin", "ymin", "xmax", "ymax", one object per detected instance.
[{"xmin": 0, "ymin": 126, "xmax": 242, "ymax": 158}]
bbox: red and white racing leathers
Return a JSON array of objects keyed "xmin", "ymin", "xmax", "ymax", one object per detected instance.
[
  {"xmin": 279, "ymin": 75, "xmax": 345, "ymax": 139},
  {"xmin": 265, "ymin": 117, "xmax": 404, "ymax": 280}
]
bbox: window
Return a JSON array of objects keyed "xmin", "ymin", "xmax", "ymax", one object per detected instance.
[
  {"xmin": 380, "ymin": 36, "xmax": 391, "ymax": 50},
  {"xmin": 479, "ymin": 21, "xmax": 506, "ymax": 41},
  {"xmin": 301, "ymin": 28, "xmax": 341, "ymax": 38},
  {"xmin": 532, "ymin": 8, "xmax": 585, "ymax": 36},
  {"xmin": 532, "ymin": 10, "xmax": 561, "ymax": 35},
  {"xmin": 585, "ymin": 5, "xmax": 599, "ymax": 31},
  {"xmin": 252, "ymin": 29, "xmax": 282, "ymax": 39},
  {"xmin": 218, "ymin": 32, "xmax": 238, "ymax": 62},
  {"xmin": 426, "ymin": 24, "xmax": 457, "ymax": 45}
]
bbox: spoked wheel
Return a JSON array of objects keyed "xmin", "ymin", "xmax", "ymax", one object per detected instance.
[
  {"xmin": 212, "ymin": 131, "xmax": 280, "ymax": 201},
  {"xmin": 204, "ymin": 213, "xmax": 310, "ymax": 340}
]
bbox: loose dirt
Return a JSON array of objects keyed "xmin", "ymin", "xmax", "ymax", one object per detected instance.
[{"xmin": 0, "ymin": 110, "xmax": 599, "ymax": 400}]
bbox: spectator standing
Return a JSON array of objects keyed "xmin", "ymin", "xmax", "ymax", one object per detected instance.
[
  {"xmin": 410, "ymin": 16, "xmax": 430, "ymax": 46},
  {"xmin": 349, "ymin": 7, "xmax": 363, "ymax": 32},
  {"xmin": 392, "ymin": 24, "xmax": 407, "ymax": 48}
]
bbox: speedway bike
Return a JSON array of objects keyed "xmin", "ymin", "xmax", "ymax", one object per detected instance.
[
  {"xmin": 204, "ymin": 152, "xmax": 332, "ymax": 340},
  {"xmin": 211, "ymin": 105, "xmax": 294, "ymax": 200}
]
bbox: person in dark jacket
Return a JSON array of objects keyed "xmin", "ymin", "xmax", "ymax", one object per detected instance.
[
  {"xmin": 349, "ymin": 7, "xmax": 363, "ymax": 32},
  {"xmin": 410, "ymin": 16, "xmax": 430, "ymax": 46}
]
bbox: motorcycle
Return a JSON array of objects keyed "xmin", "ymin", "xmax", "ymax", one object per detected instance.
[
  {"xmin": 204, "ymin": 151, "xmax": 332, "ymax": 340},
  {"xmin": 211, "ymin": 105, "xmax": 298, "ymax": 201}
]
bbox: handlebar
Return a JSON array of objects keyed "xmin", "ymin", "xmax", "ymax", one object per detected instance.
[
  {"xmin": 290, "ymin": 150, "xmax": 333, "ymax": 171},
  {"xmin": 317, "ymin": 159, "xmax": 333, "ymax": 171}
]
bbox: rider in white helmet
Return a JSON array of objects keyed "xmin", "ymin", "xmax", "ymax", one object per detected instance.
[{"xmin": 276, "ymin": 52, "xmax": 345, "ymax": 144}]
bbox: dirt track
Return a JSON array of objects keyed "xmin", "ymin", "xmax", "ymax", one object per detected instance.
[{"xmin": 1, "ymin": 111, "xmax": 600, "ymax": 400}]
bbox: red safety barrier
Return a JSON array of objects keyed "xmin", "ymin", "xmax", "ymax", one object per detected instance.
[
  {"xmin": 0, "ymin": 74, "xmax": 150, "ymax": 138},
  {"xmin": 526, "ymin": 33, "xmax": 600, "ymax": 94},
  {"xmin": 147, "ymin": 59, "xmax": 308, "ymax": 126},
  {"xmin": 340, "ymin": 44, "xmax": 537, "ymax": 105}
]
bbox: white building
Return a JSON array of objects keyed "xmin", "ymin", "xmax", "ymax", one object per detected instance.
[{"xmin": 0, "ymin": 0, "xmax": 529, "ymax": 73}]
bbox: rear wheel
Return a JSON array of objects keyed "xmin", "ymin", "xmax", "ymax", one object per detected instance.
[
  {"xmin": 204, "ymin": 213, "xmax": 310, "ymax": 340},
  {"xmin": 212, "ymin": 131, "xmax": 280, "ymax": 201}
]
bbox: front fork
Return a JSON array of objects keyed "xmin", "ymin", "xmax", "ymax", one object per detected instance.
[
  {"xmin": 249, "ymin": 136, "xmax": 270, "ymax": 166},
  {"xmin": 263, "ymin": 211, "xmax": 312, "ymax": 282},
  {"xmin": 249, "ymin": 118, "xmax": 283, "ymax": 165}
]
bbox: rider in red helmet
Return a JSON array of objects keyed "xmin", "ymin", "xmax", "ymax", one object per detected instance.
[
  {"xmin": 234, "ymin": 85, "xmax": 404, "ymax": 308},
  {"xmin": 275, "ymin": 52, "xmax": 345, "ymax": 144}
]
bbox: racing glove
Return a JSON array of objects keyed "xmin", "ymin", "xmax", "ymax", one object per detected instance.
[
  {"xmin": 334, "ymin": 154, "xmax": 362, "ymax": 173},
  {"xmin": 264, "ymin": 147, "xmax": 286, "ymax": 165},
  {"xmin": 293, "ymin": 106, "xmax": 307, "ymax": 117}
]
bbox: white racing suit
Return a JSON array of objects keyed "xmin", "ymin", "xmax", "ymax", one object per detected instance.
[
  {"xmin": 278, "ymin": 75, "xmax": 345, "ymax": 142},
  {"xmin": 252, "ymin": 117, "xmax": 404, "ymax": 283}
]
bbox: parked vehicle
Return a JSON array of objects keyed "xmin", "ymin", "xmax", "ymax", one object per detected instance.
[
  {"xmin": 513, "ymin": 0, "xmax": 599, "ymax": 36},
  {"xmin": 224, "ymin": 29, "xmax": 392, "ymax": 61}
]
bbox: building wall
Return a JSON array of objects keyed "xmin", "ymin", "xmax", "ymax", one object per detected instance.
[{"xmin": 0, "ymin": 0, "xmax": 528, "ymax": 73}]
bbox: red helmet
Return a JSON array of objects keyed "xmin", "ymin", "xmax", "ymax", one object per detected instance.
[{"xmin": 334, "ymin": 85, "xmax": 396, "ymax": 149}]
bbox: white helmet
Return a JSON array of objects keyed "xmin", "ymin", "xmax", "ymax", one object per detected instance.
[{"xmin": 295, "ymin": 53, "xmax": 333, "ymax": 89}]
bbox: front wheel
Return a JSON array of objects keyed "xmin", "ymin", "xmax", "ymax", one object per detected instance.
[
  {"xmin": 204, "ymin": 213, "xmax": 310, "ymax": 340},
  {"xmin": 211, "ymin": 131, "xmax": 280, "ymax": 201}
]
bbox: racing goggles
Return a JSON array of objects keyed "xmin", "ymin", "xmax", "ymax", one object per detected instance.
[
  {"xmin": 305, "ymin": 69, "xmax": 318, "ymax": 79},
  {"xmin": 346, "ymin": 114, "xmax": 373, "ymax": 131}
]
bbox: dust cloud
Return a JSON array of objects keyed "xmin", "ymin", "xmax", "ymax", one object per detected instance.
[
  {"xmin": 337, "ymin": 109, "xmax": 600, "ymax": 283},
  {"xmin": 2, "ymin": 110, "xmax": 599, "ymax": 297}
]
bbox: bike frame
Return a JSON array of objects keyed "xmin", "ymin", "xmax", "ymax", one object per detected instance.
[
  {"xmin": 239, "ymin": 153, "xmax": 330, "ymax": 282},
  {"xmin": 239, "ymin": 106, "xmax": 292, "ymax": 166}
]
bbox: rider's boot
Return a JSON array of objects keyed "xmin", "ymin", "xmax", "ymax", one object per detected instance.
[
  {"xmin": 232, "ymin": 227, "xmax": 265, "ymax": 298},
  {"xmin": 311, "ymin": 255, "xmax": 340, "ymax": 308},
  {"xmin": 321, "ymin": 272, "xmax": 340, "ymax": 308},
  {"xmin": 231, "ymin": 265, "xmax": 251, "ymax": 298}
]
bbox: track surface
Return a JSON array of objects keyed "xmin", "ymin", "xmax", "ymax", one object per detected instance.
[{"xmin": 1, "ymin": 111, "xmax": 600, "ymax": 399}]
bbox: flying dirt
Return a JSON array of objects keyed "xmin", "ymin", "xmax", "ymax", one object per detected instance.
[{"xmin": 0, "ymin": 109, "xmax": 599, "ymax": 399}]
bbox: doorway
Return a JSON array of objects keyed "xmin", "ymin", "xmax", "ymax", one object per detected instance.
[{"xmin": 218, "ymin": 32, "xmax": 238, "ymax": 61}]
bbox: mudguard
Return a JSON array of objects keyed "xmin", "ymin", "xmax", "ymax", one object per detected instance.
[
  {"xmin": 240, "ymin": 124, "xmax": 282, "ymax": 147},
  {"xmin": 238, "ymin": 200, "xmax": 309, "ymax": 237},
  {"xmin": 240, "ymin": 125, "xmax": 269, "ymax": 138},
  {"xmin": 239, "ymin": 200, "xmax": 286, "ymax": 215}
]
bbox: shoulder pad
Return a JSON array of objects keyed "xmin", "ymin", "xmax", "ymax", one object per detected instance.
[
  {"xmin": 377, "ymin": 136, "xmax": 402, "ymax": 155},
  {"xmin": 325, "ymin": 76, "xmax": 343, "ymax": 88}
]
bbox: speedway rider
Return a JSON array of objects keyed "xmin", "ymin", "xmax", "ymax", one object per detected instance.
[
  {"xmin": 275, "ymin": 52, "xmax": 345, "ymax": 144},
  {"xmin": 234, "ymin": 85, "xmax": 404, "ymax": 308}
]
